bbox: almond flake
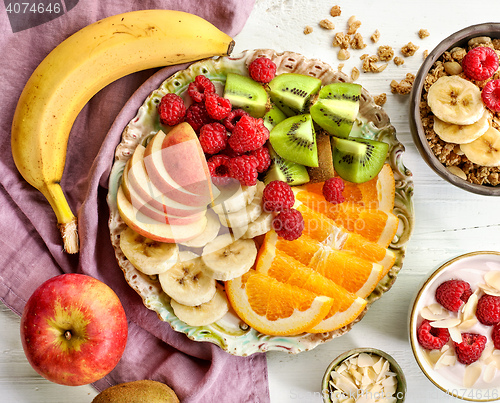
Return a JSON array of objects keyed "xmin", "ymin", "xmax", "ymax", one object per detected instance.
[
  {"xmin": 430, "ymin": 318, "xmax": 461, "ymax": 328},
  {"xmin": 464, "ymin": 363, "xmax": 482, "ymax": 388},
  {"xmin": 479, "ymin": 283, "xmax": 500, "ymax": 297},
  {"xmin": 333, "ymin": 375, "xmax": 358, "ymax": 394},
  {"xmin": 357, "ymin": 353, "xmax": 376, "ymax": 367},
  {"xmin": 428, "ymin": 303, "xmax": 446, "ymax": 315},
  {"xmin": 483, "ymin": 362, "xmax": 497, "ymax": 383},
  {"xmin": 460, "ymin": 293, "xmax": 478, "ymax": 321},
  {"xmin": 457, "ymin": 318, "xmax": 477, "ymax": 330},
  {"xmin": 448, "ymin": 326, "xmax": 462, "ymax": 343},
  {"xmin": 485, "ymin": 271, "xmax": 500, "ymax": 291},
  {"xmin": 420, "ymin": 306, "xmax": 449, "ymax": 321}
]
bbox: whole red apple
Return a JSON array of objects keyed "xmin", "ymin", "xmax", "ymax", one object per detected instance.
[{"xmin": 20, "ymin": 273, "xmax": 128, "ymax": 386}]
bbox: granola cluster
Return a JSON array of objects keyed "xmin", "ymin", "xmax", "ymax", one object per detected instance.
[{"xmin": 420, "ymin": 36, "xmax": 500, "ymax": 186}]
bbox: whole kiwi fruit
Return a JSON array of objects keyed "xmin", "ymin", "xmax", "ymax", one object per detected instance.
[{"xmin": 91, "ymin": 380, "xmax": 179, "ymax": 403}]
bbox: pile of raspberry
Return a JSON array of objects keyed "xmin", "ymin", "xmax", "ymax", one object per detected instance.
[
  {"xmin": 156, "ymin": 57, "xmax": 278, "ymax": 187},
  {"xmin": 462, "ymin": 46, "xmax": 500, "ymax": 112},
  {"xmin": 416, "ymin": 278, "xmax": 500, "ymax": 366}
]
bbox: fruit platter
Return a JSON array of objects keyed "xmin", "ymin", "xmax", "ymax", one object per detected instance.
[{"xmin": 106, "ymin": 48, "xmax": 414, "ymax": 356}]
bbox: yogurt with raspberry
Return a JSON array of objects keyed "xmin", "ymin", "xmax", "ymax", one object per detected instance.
[{"xmin": 410, "ymin": 251, "xmax": 500, "ymax": 399}]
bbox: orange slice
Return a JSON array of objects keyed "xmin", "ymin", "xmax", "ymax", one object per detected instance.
[
  {"xmin": 264, "ymin": 230, "xmax": 384, "ymax": 298},
  {"xmin": 225, "ymin": 271, "xmax": 334, "ymax": 336},
  {"xmin": 255, "ymin": 241, "xmax": 367, "ymax": 332},
  {"xmin": 300, "ymin": 164, "xmax": 395, "ymax": 212},
  {"xmin": 293, "ymin": 189, "xmax": 398, "ymax": 248}
]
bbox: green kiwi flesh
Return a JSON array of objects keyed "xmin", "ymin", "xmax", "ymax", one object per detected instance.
[
  {"xmin": 268, "ymin": 73, "xmax": 322, "ymax": 117},
  {"xmin": 310, "ymin": 83, "xmax": 362, "ymax": 138},
  {"xmin": 263, "ymin": 103, "xmax": 287, "ymax": 131},
  {"xmin": 223, "ymin": 73, "xmax": 268, "ymax": 118},
  {"xmin": 264, "ymin": 146, "xmax": 310, "ymax": 185},
  {"xmin": 269, "ymin": 114, "xmax": 318, "ymax": 167},
  {"xmin": 332, "ymin": 137, "xmax": 389, "ymax": 183}
]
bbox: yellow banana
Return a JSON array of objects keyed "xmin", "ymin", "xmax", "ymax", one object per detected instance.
[{"xmin": 11, "ymin": 10, "xmax": 235, "ymax": 253}]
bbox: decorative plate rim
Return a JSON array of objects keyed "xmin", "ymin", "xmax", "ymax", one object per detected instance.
[{"xmin": 106, "ymin": 49, "xmax": 415, "ymax": 356}]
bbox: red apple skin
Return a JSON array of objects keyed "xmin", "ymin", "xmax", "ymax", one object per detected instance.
[{"xmin": 20, "ymin": 273, "xmax": 128, "ymax": 386}]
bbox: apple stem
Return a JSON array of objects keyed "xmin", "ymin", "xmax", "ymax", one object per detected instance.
[{"xmin": 64, "ymin": 330, "xmax": 72, "ymax": 341}]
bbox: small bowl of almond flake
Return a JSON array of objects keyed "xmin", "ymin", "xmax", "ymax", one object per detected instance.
[
  {"xmin": 321, "ymin": 348, "xmax": 407, "ymax": 403},
  {"xmin": 409, "ymin": 251, "xmax": 500, "ymax": 401},
  {"xmin": 409, "ymin": 23, "xmax": 500, "ymax": 196}
]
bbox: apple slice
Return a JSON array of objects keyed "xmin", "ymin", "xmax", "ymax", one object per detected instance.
[
  {"xmin": 116, "ymin": 187, "xmax": 207, "ymax": 243},
  {"xmin": 143, "ymin": 125, "xmax": 213, "ymax": 205},
  {"xmin": 124, "ymin": 145, "xmax": 207, "ymax": 217}
]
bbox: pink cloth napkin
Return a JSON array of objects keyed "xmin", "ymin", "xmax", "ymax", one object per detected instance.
[{"xmin": 0, "ymin": 1, "xmax": 271, "ymax": 402}]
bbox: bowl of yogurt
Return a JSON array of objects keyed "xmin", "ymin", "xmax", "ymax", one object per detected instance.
[{"xmin": 409, "ymin": 251, "xmax": 500, "ymax": 401}]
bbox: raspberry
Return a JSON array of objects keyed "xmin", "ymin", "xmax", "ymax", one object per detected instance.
[
  {"xmin": 185, "ymin": 102, "xmax": 215, "ymax": 133},
  {"xmin": 228, "ymin": 155, "xmax": 259, "ymax": 186},
  {"xmin": 462, "ymin": 46, "xmax": 499, "ymax": 81},
  {"xmin": 228, "ymin": 115, "xmax": 270, "ymax": 153},
  {"xmin": 207, "ymin": 154, "xmax": 231, "ymax": 186},
  {"xmin": 416, "ymin": 319, "xmax": 450, "ymax": 350},
  {"xmin": 199, "ymin": 122, "xmax": 228, "ymax": 155},
  {"xmin": 158, "ymin": 93, "xmax": 186, "ymax": 126},
  {"xmin": 492, "ymin": 323, "xmax": 500, "ymax": 349},
  {"xmin": 482, "ymin": 79, "xmax": 500, "ymax": 112},
  {"xmin": 262, "ymin": 180, "xmax": 295, "ymax": 212},
  {"xmin": 454, "ymin": 333, "xmax": 487, "ymax": 365},
  {"xmin": 323, "ymin": 177, "xmax": 346, "ymax": 204},
  {"xmin": 220, "ymin": 143, "xmax": 242, "ymax": 158},
  {"xmin": 223, "ymin": 109, "xmax": 250, "ymax": 132},
  {"xmin": 435, "ymin": 279, "xmax": 472, "ymax": 312},
  {"xmin": 476, "ymin": 294, "xmax": 500, "ymax": 326},
  {"xmin": 205, "ymin": 93, "xmax": 232, "ymax": 120},
  {"xmin": 272, "ymin": 209, "xmax": 304, "ymax": 241},
  {"xmin": 187, "ymin": 75, "xmax": 215, "ymax": 103},
  {"xmin": 248, "ymin": 146, "xmax": 271, "ymax": 173},
  {"xmin": 248, "ymin": 57, "xmax": 277, "ymax": 83}
]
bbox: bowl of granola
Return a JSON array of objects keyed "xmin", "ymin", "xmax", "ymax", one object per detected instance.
[
  {"xmin": 409, "ymin": 23, "xmax": 500, "ymax": 195},
  {"xmin": 409, "ymin": 251, "xmax": 500, "ymax": 401}
]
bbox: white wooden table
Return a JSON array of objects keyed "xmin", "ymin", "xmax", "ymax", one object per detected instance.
[{"xmin": 2, "ymin": 0, "xmax": 500, "ymax": 401}]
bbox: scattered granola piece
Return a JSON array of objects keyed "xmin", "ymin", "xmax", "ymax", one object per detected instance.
[
  {"xmin": 347, "ymin": 16, "xmax": 361, "ymax": 35},
  {"xmin": 351, "ymin": 66, "xmax": 360, "ymax": 81},
  {"xmin": 371, "ymin": 29, "xmax": 381, "ymax": 43},
  {"xmin": 304, "ymin": 26, "xmax": 313, "ymax": 35},
  {"xmin": 319, "ymin": 19, "xmax": 335, "ymax": 30},
  {"xmin": 390, "ymin": 73, "xmax": 415, "ymax": 95},
  {"xmin": 338, "ymin": 63, "xmax": 344, "ymax": 72},
  {"xmin": 423, "ymin": 50, "xmax": 429, "ymax": 60},
  {"xmin": 338, "ymin": 48, "xmax": 350, "ymax": 61},
  {"xmin": 418, "ymin": 29, "xmax": 430, "ymax": 39},
  {"xmin": 361, "ymin": 55, "xmax": 387, "ymax": 73},
  {"xmin": 401, "ymin": 42, "xmax": 419, "ymax": 57},
  {"xmin": 350, "ymin": 33, "xmax": 367, "ymax": 50},
  {"xmin": 378, "ymin": 45, "xmax": 394, "ymax": 62},
  {"xmin": 394, "ymin": 56, "xmax": 404, "ymax": 66},
  {"xmin": 333, "ymin": 32, "xmax": 350, "ymax": 49},
  {"xmin": 330, "ymin": 5, "xmax": 341, "ymax": 17},
  {"xmin": 374, "ymin": 93, "xmax": 387, "ymax": 106}
]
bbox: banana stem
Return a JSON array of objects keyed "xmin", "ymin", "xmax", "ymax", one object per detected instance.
[{"xmin": 40, "ymin": 183, "xmax": 79, "ymax": 254}]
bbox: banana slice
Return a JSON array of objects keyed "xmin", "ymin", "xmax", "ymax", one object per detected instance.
[
  {"xmin": 119, "ymin": 226, "xmax": 179, "ymax": 275},
  {"xmin": 158, "ymin": 251, "xmax": 216, "ymax": 306},
  {"xmin": 211, "ymin": 181, "xmax": 258, "ymax": 215},
  {"xmin": 460, "ymin": 126, "xmax": 500, "ymax": 166},
  {"xmin": 170, "ymin": 284, "xmax": 229, "ymax": 327},
  {"xmin": 201, "ymin": 234, "xmax": 258, "ymax": 281},
  {"xmin": 427, "ymin": 76, "xmax": 485, "ymax": 125},
  {"xmin": 178, "ymin": 210, "xmax": 221, "ymax": 248},
  {"xmin": 218, "ymin": 182, "xmax": 264, "ymax": 228},
  {"xmin": 434, "ymin": 110, "xmax": 491, "ymax": 144},
  {"xmin": 242, "ymin": 211, "xmax": 274, "ymax": 239}
]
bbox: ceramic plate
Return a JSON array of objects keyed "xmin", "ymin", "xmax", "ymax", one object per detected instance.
[{"xmin": 107, "ymin": 49, "xmax": 414, "ymax": 356}]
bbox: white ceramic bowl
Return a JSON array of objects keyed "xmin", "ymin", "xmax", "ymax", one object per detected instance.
[{"xmin": 409, "ymin": 251, "xmax": 500, "ymax": 401}]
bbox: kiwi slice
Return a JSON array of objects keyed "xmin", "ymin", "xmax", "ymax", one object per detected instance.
[
  {"xmin": 310, "ymin": 83, "xmax": 362, "ymax": 138},
  {"xmin": 263, "ymin": 103, "xmax": 287, "ymax": 131},
  {"xmin": 268, "ymin": 73, "xmax": 322, "ymax": 117},
  {"xmin": 223, "ymin": 73, "xmax": 268, "ymax": 118},
  {"xmin": 332, "ymin": 137, "xmax": 389, "ymax": 183},
  {"xmin": 264, "ymin": 146, "xmax": 310, "ymax": 185},
  {"xmin": 269, "ymin": 114, "xmax": 318, "ymax": 167}
]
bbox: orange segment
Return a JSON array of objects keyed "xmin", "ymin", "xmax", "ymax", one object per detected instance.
[
  {"xmin": 255, "ymin": 241, "xmax": 367, "ymax": 332},
  {"xmin": 293, "ymin": 189, "xmax": 398, "ymax": 248},
  {"xmin": 309, "ymin": 247, "xmax": 384, "ymax": 298},
  {"xmin": 300, "ymin": 164, "xmax": 395, "ymax": 212},
  {"xmin": 264, "ymin": 230, "xmax": 320, "ymax": 266},
  {"xmin": 225, "ymin": 271, "xmax": 334, "ymax": 336}
]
